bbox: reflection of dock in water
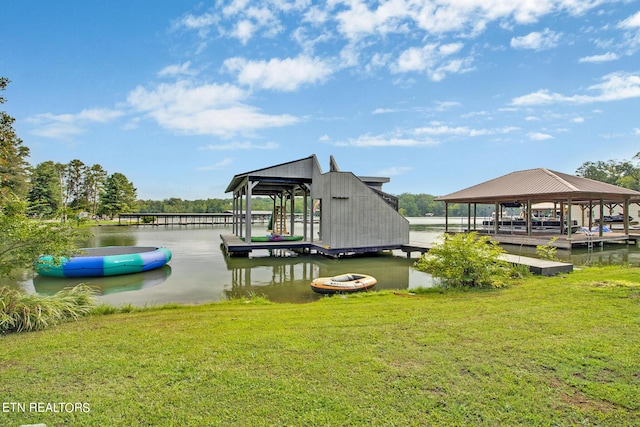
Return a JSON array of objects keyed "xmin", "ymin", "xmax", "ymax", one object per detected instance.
[
  {"xmin": 223, "ymin": 252, "xmax": 415, "ymax": 303},
  {"xmin": 33, "ymin": 265, "xmax": 172, "ymax": 296}
]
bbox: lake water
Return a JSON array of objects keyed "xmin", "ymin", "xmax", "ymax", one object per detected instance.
[{"xmin": 6, "ymin": 217, "xmax": 640, "ymax": 306}]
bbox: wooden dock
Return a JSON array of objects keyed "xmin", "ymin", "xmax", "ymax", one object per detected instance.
[
  {"xmin": 397, "ymin": 241, "xmax": 572, "ymax": 276},
  {"xmin": 500, "ymin": 254, "xmax": 573, "ymax": 276},
  {"xmin": 220, "ymin": 234, "xmax": 408, "ymax": 258},
  {"xmin": 220, "ymin": 235, "xmax": 573, "ymax": 276},
  {"xmin": 118, "ymin": 212, "xmax": 271, "ymax": 226},
  {"xmin": 475, "ymin": 230, "xmax": 638, "ymax": 249}
]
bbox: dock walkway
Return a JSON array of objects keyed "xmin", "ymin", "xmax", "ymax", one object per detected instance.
[{"xmin": 398, "ymin": 241, "xmax": 572, "ymax": 276}]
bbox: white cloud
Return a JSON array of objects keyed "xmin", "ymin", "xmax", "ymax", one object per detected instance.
[
  {"xmin": 332, "ymin": 123, "xmax": 518, "ymax": 147},
  {"xmin": 27, "ymin": 108, "xmax": 124, "ymax": 139},
  {"xmin": 224, "ymin": 55, "xmax": 334, "ymax": 91},
  {"xmin": 579, "ymin": 52, "xmax": 619, "ymax": 63},
  {"xmin": 200, "ymin": 141, "xmax": 279, "ymax": 150},
  {"xmin": 334, "ymin": 0, "xmax": 412, "ymax": 40},
  {"xmin": 158, "ymin": 61, "xmax": 198, "ymax": 77},
  {"xmin": 434, "ymin": 101, "xmax": 462, "ymax": 111},
  {"xmin": 303, "ymin": 6, "xmax": 329, "ymax": 25},
  {"xmin": 327, "ymin": 0, "xmax": 604, "ymax": 42},
  {"xmin": 528, "ymin": 132, "xmax": 554, "ymax": 141},
  {"xmin": 377, "ymin": 166, "xmax": 413, "ymax": 176},
  {"xmin": 394, "ymin": 42, "xmax": 472, "ymax": 80},
  {"xmin": 372, "ymin": 108, "xmax": 398, "ymax": 114},
  {"xmin": 413, "ymin": 125, "xmax": 518, "ymax": 137},
  {"xmin": 175, "ymin": 12, "xmax": 218, "ymax": 30},
  {"xmin": 233, "ymin": 19, "xmax": 256, "ymax": 44},
  {"xmin": 196, "ymin": 157, "xmax": 234, "ymax": 171},
  {"xmin": 511, "ymin": 29, "xmax": 561, "ymax": 50},
  {"xmin": 618, "ymin": 11, "xmax": 640, "ymax": 29},
  {"xmin": 334, "ymin": 133, "xmax": 438, "ymax": 147},
  {"xmin": 223, "ymin": 0, "xmax": 251, "ymax": 17},
  {"xmin": 127, "ymin": 80, "xmax": 298, "ymax": 137},
  {"xmin": 511, "ymin": 72, "xmax": 640, "ymax": 105},
  {"xmin": 572, "ymin": 116, "xmax": 585, "ymax": 123}
]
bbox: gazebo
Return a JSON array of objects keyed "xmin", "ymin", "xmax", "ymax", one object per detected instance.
[{"xmin": 436, "ymin": 168, "xmax": 640, "ymax": 247}]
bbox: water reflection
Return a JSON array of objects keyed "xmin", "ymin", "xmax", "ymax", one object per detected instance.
[
  {"xmin": 223, "ymin": 251, "xmax": 432, "ymax": 303},
  {"xmin": 33, "ymin": 265, "xmax": 172, "ymax": 296}
]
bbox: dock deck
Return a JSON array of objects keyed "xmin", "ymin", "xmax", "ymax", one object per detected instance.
[{"xmin": 475, "ymin": 230, "xmax": 638, "ymax": 249}]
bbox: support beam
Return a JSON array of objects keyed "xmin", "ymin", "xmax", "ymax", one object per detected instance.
[
  {"xmin": 289, "ymin": 189, "xmax": 295, "ymax": 236},
  {"xmin": 445, "ymin": 203, "xmax": 449, "ymax": 233},
  {"xmin": 244, "ymin": 181, "xmax": 258, "ymax": 242},
  {"xmin": 567, "ymin": 195, "xmax": 573, "ymax": 238},
  {"xmin": 526, "ymin": 200, "xmax": 532, "ymax": 237}
]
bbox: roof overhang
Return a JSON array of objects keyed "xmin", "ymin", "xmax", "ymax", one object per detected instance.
[{"xmin": 436, "ymin": 168, "xmax": 640, "ymax": 205}]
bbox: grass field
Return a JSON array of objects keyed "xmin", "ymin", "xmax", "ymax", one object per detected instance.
[{"xmin": 1, "ymin": 266, "xmax": 639, "ymax": 426}]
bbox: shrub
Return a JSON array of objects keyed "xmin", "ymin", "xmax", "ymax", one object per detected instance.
[
  {"xmin": 0, "ymin": 284, "xmax": 96, "ymax": 334},
  {"xmin": 536, "ymin": 237, "xmax": 558, "ymax": 260},
  {"xmin": 414, "ymin": 232, "xmax": 509, "ymax": 289}
]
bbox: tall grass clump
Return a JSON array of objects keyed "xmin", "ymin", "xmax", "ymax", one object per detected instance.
[
  {"xmin": 414, "ymin": 231, "xmax": 509, "ymax": 289},
  {"xmin": 0, "ymin": 284, "xmax": 96, "ymax": 334}
]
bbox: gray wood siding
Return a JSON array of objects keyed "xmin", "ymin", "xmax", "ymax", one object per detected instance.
[
  {"xmin": 321, "ymin": 172, "xmax": 409, "ymax": 249},
  {"xmin": 251, "ymin": 156, "xmax": 319, "ymax": 180}
]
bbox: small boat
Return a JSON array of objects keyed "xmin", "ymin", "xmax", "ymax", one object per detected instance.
[
  {"xmin": 35, "ymin": 246, "xmax": 172, "ymax": 277},
  {"xmin": 603, "ymin": 214, "xmax": 633, "ymax": 223},
  {"xmin": 310, "ymin": 273, "xmax": 377, "ymax": 294},
  {"xmin": 242, "ymin": 234, "xmax": 304, "ymax": 242}
]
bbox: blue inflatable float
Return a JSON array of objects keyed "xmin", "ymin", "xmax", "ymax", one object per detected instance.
[{"xmin": 36, "ymin": 246, "xmax": 172, "ymax": 277}]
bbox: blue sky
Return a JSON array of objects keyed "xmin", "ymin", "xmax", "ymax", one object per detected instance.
[{"xmin": 2, "ymin": 1, "xmax": 640, "ymax": 200}]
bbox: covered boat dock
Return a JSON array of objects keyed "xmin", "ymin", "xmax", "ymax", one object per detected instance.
[
  {"xmin": 222, "ymin": 155, "xmax": 410, "ymax": 257},
  {"xmin": 436, "ymin": 168, "xmax": 640, "ymax": 249}
]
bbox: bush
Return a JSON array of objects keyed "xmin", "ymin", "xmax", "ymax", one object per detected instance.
[
  {"xmin": 414, "ymin": 232, "xmax": 509, "ymax": 289},
  {"xmin": 0, "ymin": 284, "xmax": 96, "ymax": 334},
  {"xmin": 536, "ymin": 237, "xmax": 558, "ymax": 260}
]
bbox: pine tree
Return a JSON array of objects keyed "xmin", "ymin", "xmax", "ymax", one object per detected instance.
[
  {"xmin": 0, "ymin": 78, "xmax": 31, "ymax": 199},
  {"xmin": 101, "ymin": 172, "xmax": 137, "ymax": 217}
]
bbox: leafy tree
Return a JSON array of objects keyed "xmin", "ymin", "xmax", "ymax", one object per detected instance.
[
  {"xmin": 414, "ymin": 232, "xmax": 508, "ymax": 289},
  {"xmin": 100, "ymin": 172, "xmax": 137, "ymax": 217},
  {"xmin": 576, "ymin": 157, "xmax": 640, "ymax": 190},
  {"xmin": 1, "ymin": 180, "xmax": 88, "ymax": 277},
  {"xmin": 28, "ymin": 161, "xmax": 62, "ymax": 218},
  {"xmin": 0, "ymin": 78, "xmax": 31, "ymax": 199}
]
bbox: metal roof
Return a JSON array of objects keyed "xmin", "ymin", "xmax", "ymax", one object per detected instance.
[
  {"xmin": 436, "ymin": 168, "xmax": 640, "ymax": 204},
  {"xmin": 224, "ymin": 155, "xmax": 320, "ymax": 195}
]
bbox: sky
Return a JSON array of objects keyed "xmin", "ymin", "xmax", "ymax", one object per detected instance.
[{"xmin": 2, "ymin": 1, "xmax": 640, "ymax": 200}]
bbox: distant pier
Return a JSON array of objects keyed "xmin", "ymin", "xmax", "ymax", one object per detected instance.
[{"xmin": 118, "ymin": 212, "xmax": 270, "ymax": 226}]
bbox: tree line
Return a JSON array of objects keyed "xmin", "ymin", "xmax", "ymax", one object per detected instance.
[
  {"xmin": 136, "ymin": 158, "xmax": 640, "ymax": 218},
  {"xmin": 29, "ymin": 160, "xmax": 137, "ymax": 220},
  {"xmin": 2, "ymin": 83, "xmax": 136, "ymax": 222}
]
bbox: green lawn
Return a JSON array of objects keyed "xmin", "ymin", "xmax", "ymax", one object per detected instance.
[{"xmin": 1, "ymin": 266, "xmax": 639, "ymax": 426}]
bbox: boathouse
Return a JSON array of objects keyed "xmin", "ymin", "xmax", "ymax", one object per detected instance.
[
  {"xmin": 436, "ymin": 168, "xmax": 640, "ymax": 249},
  {"xmin": 221, "ymin": 155, "xmax": 409, "ymax": 256}
]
